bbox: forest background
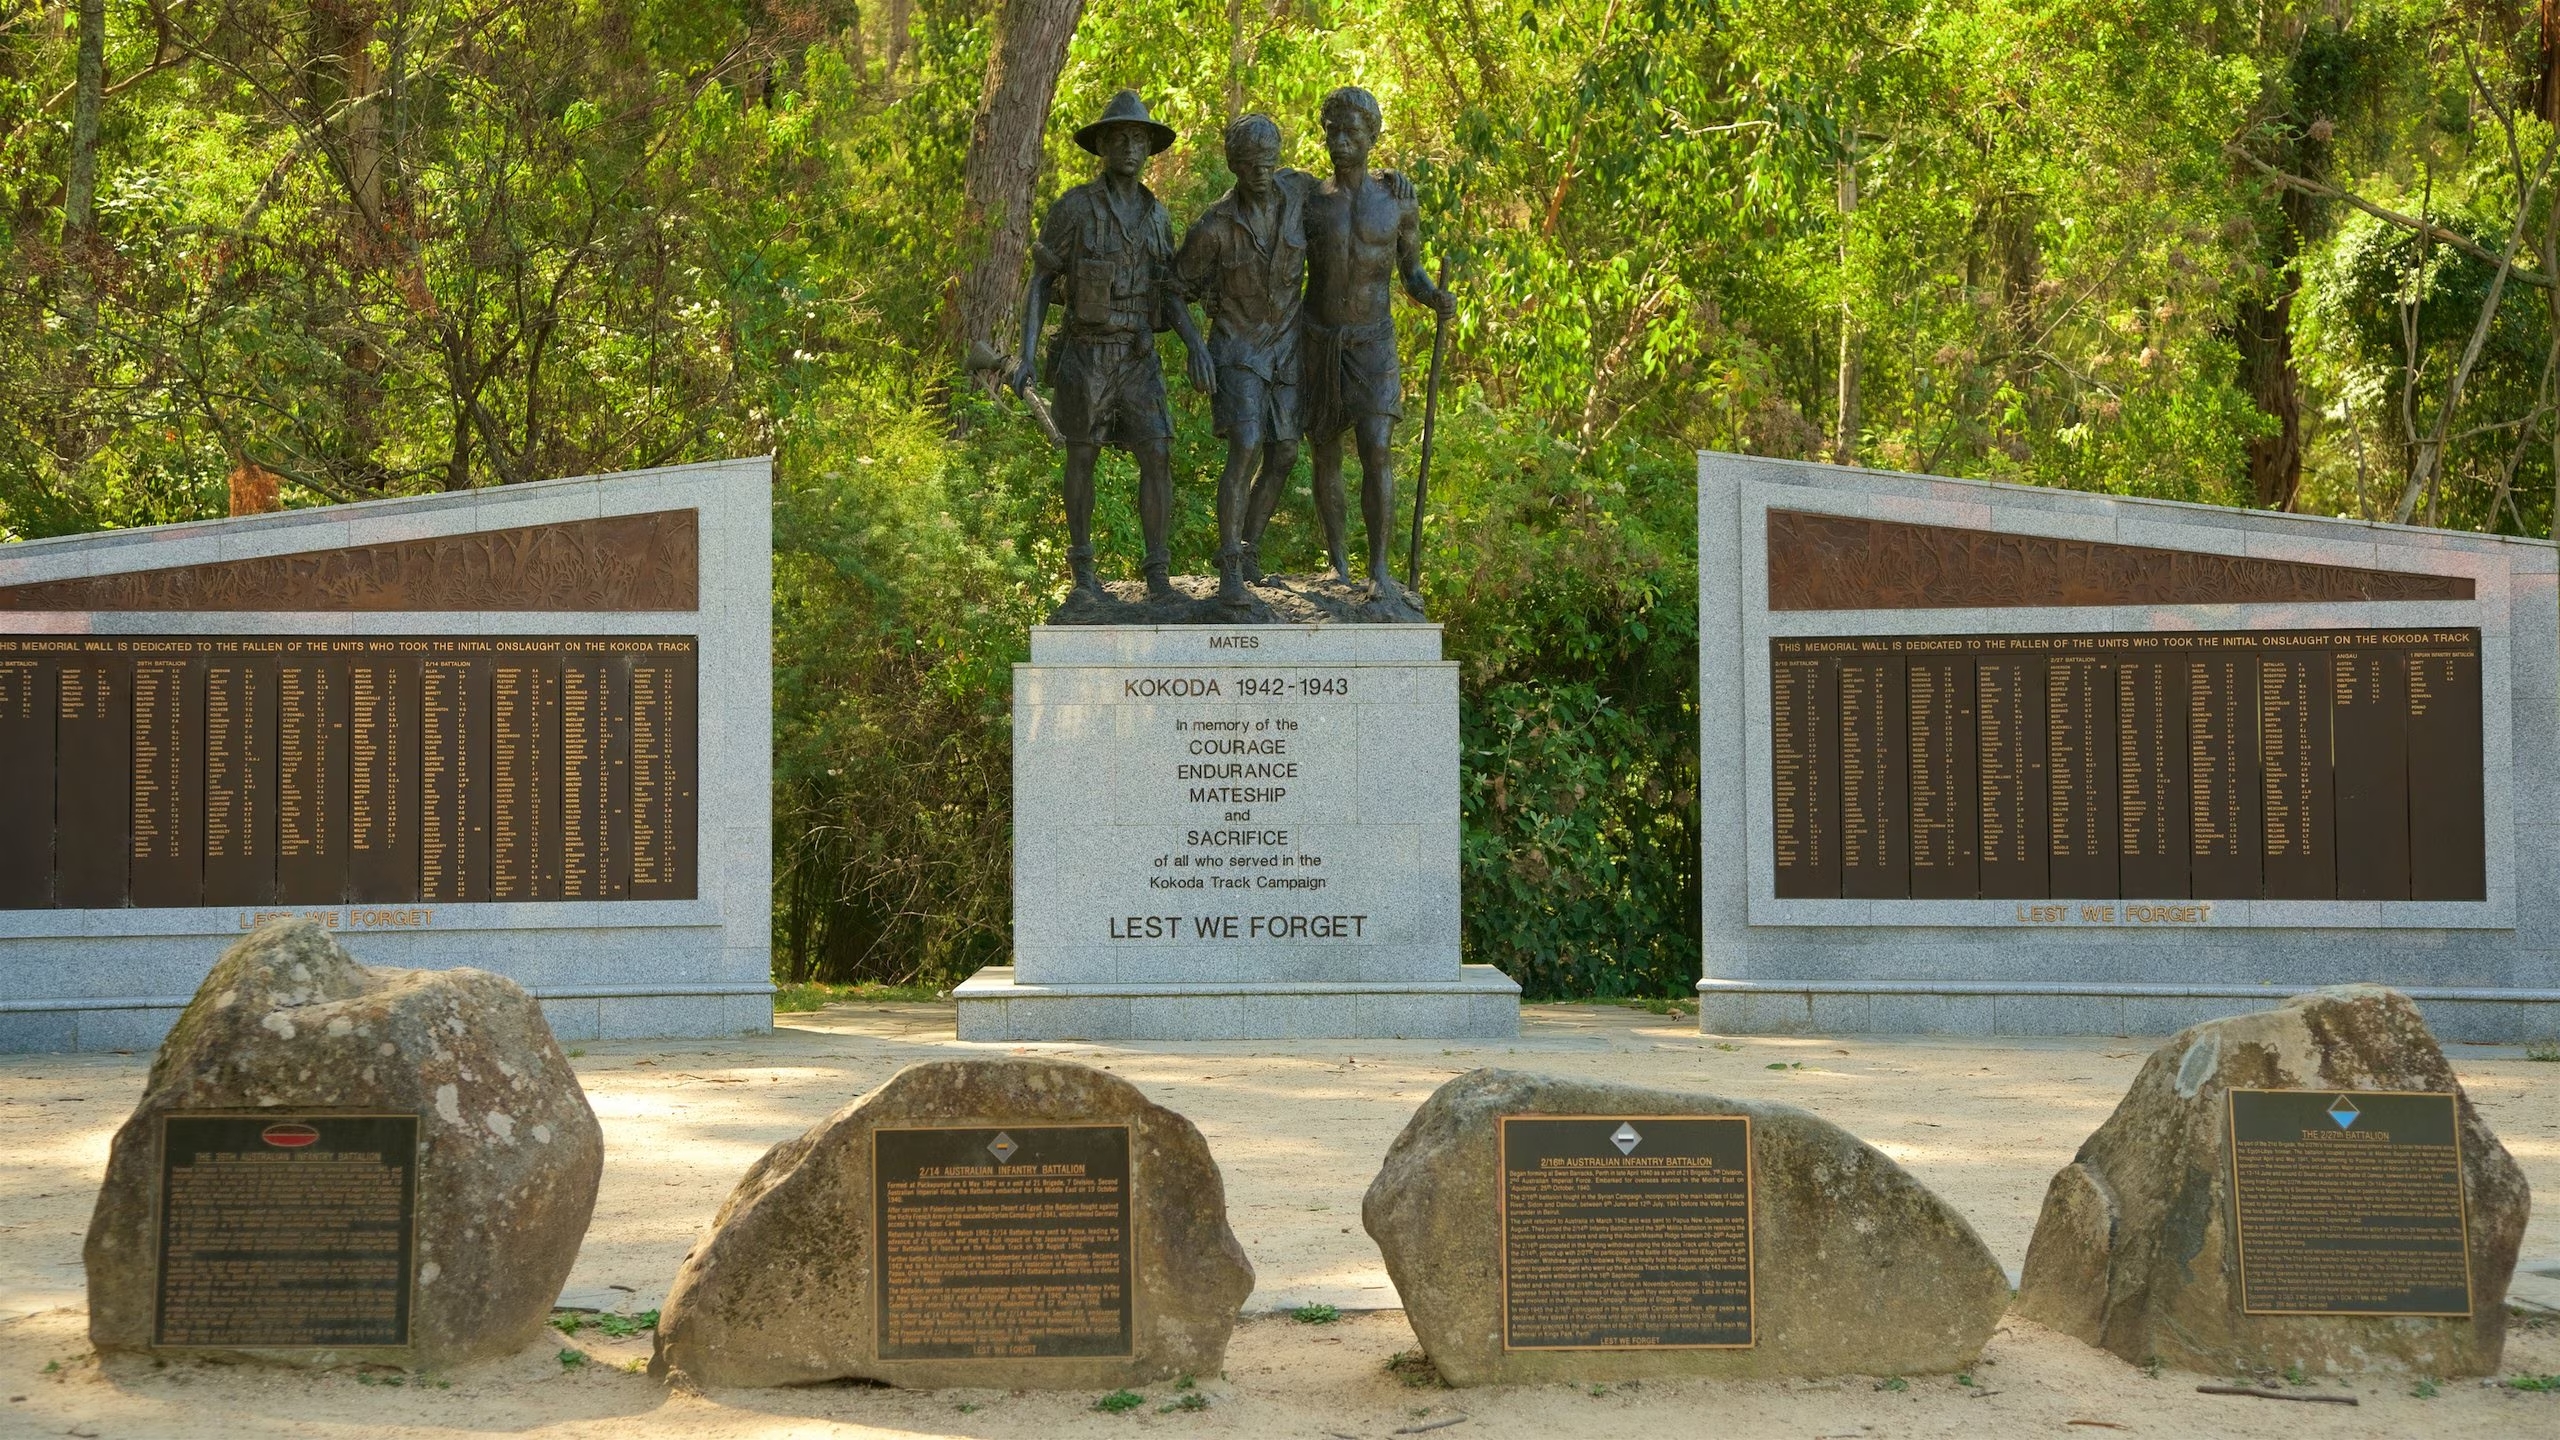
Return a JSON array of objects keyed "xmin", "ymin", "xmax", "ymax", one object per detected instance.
[{"xmin": 6, "ymin": 0, "xmax": 2560, "ymax": 998}]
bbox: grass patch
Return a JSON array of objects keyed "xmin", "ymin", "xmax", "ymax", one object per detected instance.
[
  {"xmin": 1875, "ymin": 1376, "xmax": 1908, "ymax": 1392},
  {"xmin": 1160, "ymin": 1392, "xmax": 1210, "ymax": 1412},
  {"xmin": 556, "ymin": 1348, "xmax": 587, "ymax": 1369},
  {"xmin": 1093, "ymin": 1389, "xmax": 1145, "ymax": 1413},
  {"xmin": 773, "ymin": 981, "xmax": 945, "ymax": 1013},
  {"xmin": 1291, "ymin": 1302, "xmax": 1341, "ymax": 1324},
  {"xmin": 2509, "ymin": 1372, "xmax": 2560, "ymax": 1392},
  {"xmin": 549, "ymin": 1308, "xmax": 658, "ymax": 1338},
  {"xmin": 2526, "ymin": 1041, "xmax": 2560, "ymax": 1062},
  {"xmin": 2411, "ymin": 1378, "xmax": 2439, "ymax": 1398},
  {"xmin": 1621, "ymin": 997, "xmax": 1699, "ymax": 1017},
  {"xmin": 1386, "ymin": 1350, "xmax": 1445, "ymax": 1388}
]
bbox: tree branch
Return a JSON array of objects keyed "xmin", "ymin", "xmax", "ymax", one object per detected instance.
[{"xmin": 2231, "ymin": 148, "xmax": 2554, "ymax": 289}]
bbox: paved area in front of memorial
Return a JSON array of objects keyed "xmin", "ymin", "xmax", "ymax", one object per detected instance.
[{"xmin": 3, "ymin": 1002, "xmax": 2554, "ymax": 1438}]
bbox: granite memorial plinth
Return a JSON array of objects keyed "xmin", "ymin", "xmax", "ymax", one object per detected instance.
[
  {"xmin": 650, "ymin": 1057, "xmax": 1253, "ymax": 1389},
  {"xmin": 1363, "ymin": 1068, "xmax": 2008, "ymax": 1384},
  {"xmin": 960, "ymin": 619, "xmax": 1517, "ymax": 1040},
  {"xmin": 2014, "ymin": 984, "xmax": 2529, "ymax": 1376},
  {"xmin": 84, "ymin": 919, "xmax": 603, "ymax": 1370}
]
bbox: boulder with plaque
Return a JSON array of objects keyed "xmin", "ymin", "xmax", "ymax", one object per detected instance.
[
  {"xmin": 1362, "ymin": 1068, "xmax": 2009, "ymax": 1384},
  {"xmin": 2015, "ymin": 984, "xmax": 2529, "ymax": 1376},
  {"xmin": 649, "ymin": 1056, "xmax": 1253, "ymax": 1389},
  {"xmin": 84, "ymin": 918, "xmax": 603, "ymax": 1369}
]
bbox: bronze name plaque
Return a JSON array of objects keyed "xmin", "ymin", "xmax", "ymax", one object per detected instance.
[
  {"xmin": 1769, "ymin": 628, "xmax": 2485, "ymax": 902},
  {"xmin": 1499, "ymin": 1115, "xmax": 1755, "ymax": 1351},
  {"xmin": 873, "ymin": 1124, "xmax": 1134, "ymax": 1360},
  {"xmin": 154, "ymin": 1113, "xmax": 419, "ymax": 1348},
  {"xmin": 0, "ymin": 635, "xmax": 697, "ymax": 909},
  {"xmin": 2227, "ymin": 1089, "xmax": 2472, "ymax": 1316},
  {"xmin": 1764, "ymin": 508, "xmax": 2471, "ymax": 610}
]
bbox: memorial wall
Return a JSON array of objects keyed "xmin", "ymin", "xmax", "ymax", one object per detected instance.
[
  {"xmin": 1697, "ymin": 453, "xmax": 2560, "ymax": 1041},
  {"xmin": 0, "ymin": 458, "xmax": 772, "ymax": 1052}
]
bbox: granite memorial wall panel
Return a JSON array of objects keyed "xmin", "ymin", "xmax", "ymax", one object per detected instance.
[
  {"xmin": 1766, "ymin": 628, "xmax": 2486, "ymax": 902},
  {"xmin": 0, "ymin": 635, "xmax": 697, "ymax": 909},
  {"xmin": 0, "ymin": 457, "xmax": 772, "ymax": 1055},
  {"xmin": 1702, "ymin": 453, "xmax": 2553, "ymax": 1042}
]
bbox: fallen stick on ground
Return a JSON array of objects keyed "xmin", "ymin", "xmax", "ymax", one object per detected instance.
[
  {"xmin": 1392, "ymin": 1417, "xmax": 1469, "ymax": 1435},
  {"xmin": 2195, "ymin": 1384, "xmax": 2359, "ymax": 1406}
]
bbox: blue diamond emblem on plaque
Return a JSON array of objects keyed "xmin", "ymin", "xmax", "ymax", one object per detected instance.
[
  {"xmin": 2327, "ymin": 1097, "xmax": 2361, "ymax": 1129},
  {"xmin": 987, "ymin": 1131, "xmax": 1019, "ymax": 1163},
  {"xmin": 1611, "ymin": 1123, "xmax": 1642, "ymax": 1155}
]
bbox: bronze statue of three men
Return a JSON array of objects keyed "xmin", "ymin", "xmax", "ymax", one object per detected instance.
[{"xmin": 1012, "ymin": 87, "xmax": 1453, "ymax": 610}]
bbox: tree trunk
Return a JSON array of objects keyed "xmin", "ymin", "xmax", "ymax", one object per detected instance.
[
  {"xmin": 62, "ymin": 0, "xmax": 106, "ymax": 244},
  {"xmin": 2543, "ymin": 0, "xmax": 2559, "ymax": 127},
  {"xmin": 1226, "ymin": 0, "xmax": 1248, "ymax": 122},
  {"xmin": 882, "ymin": 0, "xmax": 914, "ymax": 89},
  {"xmin": 1833, "ymin": 157, "xmax": 1857, "ymax": 464},
  {"xmin": 2240, "ymin": 131, "xmax": 2323, "ymax": 512},
  {"xmin": 2238, "ymin": 286, "xmax": 2304, "ymax": 510},
  {"xmin": 940, "ymin": 0, "xmax": 1085, "ymax": 360}
]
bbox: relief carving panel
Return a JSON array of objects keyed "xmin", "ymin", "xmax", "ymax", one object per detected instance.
[
  {"xmin": 0, "ymin": 509, "xmax": 698, "ymax": 613},
  {"xmin": 1766, "ymin": 509, "xmax": 2471, "ymax": 611}
]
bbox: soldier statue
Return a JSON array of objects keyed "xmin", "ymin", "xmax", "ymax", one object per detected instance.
[
  {"xmin": 1301, "ymin": 86, "xmax": 1453, "ymax": 593},
  {"xmin": 1013, "ymin": 90, "xmax": 1214, "ymax": 600}
]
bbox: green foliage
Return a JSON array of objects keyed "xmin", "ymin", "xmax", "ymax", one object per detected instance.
[
  {"xmin": 1290, "ymin": 1302, "xmax": 1341, "ymax": 1324},
  {"xmin": 1092, "ymin": 1389, "xmax": 1146, "ymax": 1413},
  {"xmin": 2511, "ymin": 1372, "xmax": 2560, "ymax": 1392}
]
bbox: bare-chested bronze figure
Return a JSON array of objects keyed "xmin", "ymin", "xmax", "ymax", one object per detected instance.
[{"xmin": 1301, "ymin": 87, "xmax": 1452, "ymax": 592}]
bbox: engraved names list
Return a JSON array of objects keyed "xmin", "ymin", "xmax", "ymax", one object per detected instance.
[
  {"xmin": 1768, "ymin": 629, "xmax": 2484, "ymax": 902},
  {"xmin": 0, "ymin": 635, "xmax": 697, "ymax": 908}
]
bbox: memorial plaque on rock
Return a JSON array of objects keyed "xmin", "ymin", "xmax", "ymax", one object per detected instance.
[
  {"xmin": 1499, "ymin": 1115, "xmax": 1753, "ymax": 1350},
  {"xmin": 2013, "ymin": 986, "xmax": 2528, "ymax": 1377},
  {"xmin": 2227, "ymin": 1089, "xmax": 2472, "ymax": 1317},
  {"xmin": 874, "ymin": 1124, "xmax": 1134, "ymax": 1360},
  {"xmin": 651, "ymin": 1057, "xmax": 1252, "ymax": 1389},
  {"xmin": 86, "ymin": 921, "xmax": 603, "ymax": 1370},
  {"xmin": 155, "ymin": 1113, "xmax": 419, "ymax": 1348},
  {"xmin": 1365, "ymin": 1070, "xmax": 2007, "ymax": 1385}
]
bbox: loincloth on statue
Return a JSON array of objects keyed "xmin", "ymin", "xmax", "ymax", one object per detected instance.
[
  {"xmin": 1301, "ymin": 317, "xmax": 1402, "ymax": 436},
  {"xmin": 1046, "ymin": 334, "xmax": 1174, "ymax": 447}
]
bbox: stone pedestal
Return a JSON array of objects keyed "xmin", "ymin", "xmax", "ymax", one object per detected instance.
[{"xmin": 959, "ymin": 622, "xmax": 1517, "ymax": 1040}]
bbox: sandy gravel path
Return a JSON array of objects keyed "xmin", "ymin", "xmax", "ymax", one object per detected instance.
[{"xmin": 2, "ymin": 1001, "xmax": 2553, "ymax": 1439}]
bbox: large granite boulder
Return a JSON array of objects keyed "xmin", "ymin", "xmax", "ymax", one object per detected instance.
[
  {"xmin": 1363, "ymin": 1068, "xmax": 2008, "ymax": 1384},
  {"xmin": 86, "ymin": 919, "xmax": 602, "ymax": 1369},
  {"xmin": 2015, "ymin": 985, "xmax": 2528, "ymax": 1377},
  {"xmin": 650, "ymin": 1057, "xmax": 1253, "ymax": 1389}
]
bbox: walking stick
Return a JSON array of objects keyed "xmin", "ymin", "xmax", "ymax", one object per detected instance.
[{"xmin": 1405, "ymin": 256, "xmax": 1451, "ymax": 593}]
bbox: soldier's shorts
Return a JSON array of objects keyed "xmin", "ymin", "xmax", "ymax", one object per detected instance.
[
  {"xmin": 1212, "ymin": 361, "xmax": 1302, "ymax": 445},
  {"xmin": 1049, "ymin": 335, "xmax": 1174, "ymax": 448},
  {"xmin": 1303, "ymin": 318, "xmax": 1402, "ymax": 437}
]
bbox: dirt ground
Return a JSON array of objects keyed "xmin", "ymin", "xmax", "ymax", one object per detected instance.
[{"xmin": 3, "ymin": 1001, "xmax": 2555, "ymax": 1439}]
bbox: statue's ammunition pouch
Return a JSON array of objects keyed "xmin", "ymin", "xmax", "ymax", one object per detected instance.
[{"xmin": 1073, "ymin": 258, "xmax": 1116, "ymax": 324}]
